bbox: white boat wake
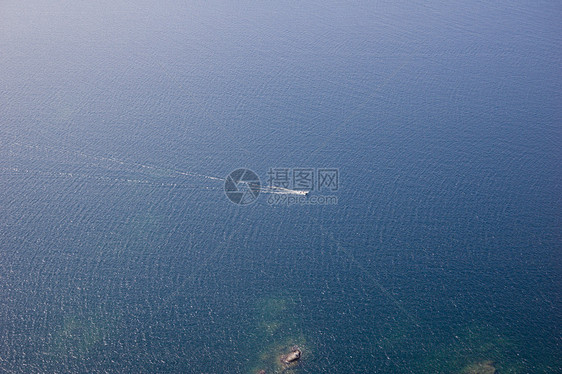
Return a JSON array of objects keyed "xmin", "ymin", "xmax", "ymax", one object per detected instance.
[
  {"xmin": 260, "ymin": 186, "xmax": 308, "ymax": 195},
  {"xmin": 6, "ymin": 141, "xmax": 309, "ymax": 196}
]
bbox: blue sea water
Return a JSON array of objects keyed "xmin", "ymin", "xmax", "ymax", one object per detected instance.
[{"xmin": 1, "ymin": 1, "xmax": 561, "ymax": 373}]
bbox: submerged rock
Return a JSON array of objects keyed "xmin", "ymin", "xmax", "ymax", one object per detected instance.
[{"xmin": 280, "ymin": 345, "xmax": 302, "ymax": 365}]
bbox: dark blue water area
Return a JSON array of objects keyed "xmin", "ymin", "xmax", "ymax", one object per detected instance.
[{"xmin": 1, "ymin": 1, "xmax": 561, "ymax": 373}]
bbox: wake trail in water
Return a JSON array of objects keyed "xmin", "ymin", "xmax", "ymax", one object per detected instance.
[
  {"xmin": 8, "ymin": 141, "xmax": 223, "ymax": 182},
  {"xmin": 260, "ymin": 186, "xmax": 309, "ymax": 195},
  {"xmin": 6, "ymin": 141, "xmax": 308, "ymax": 195}
]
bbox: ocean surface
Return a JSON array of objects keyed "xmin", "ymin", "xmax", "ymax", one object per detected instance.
[{"xmin": 1, "ymin": 1, "xmax": 561, "ymax": 373}]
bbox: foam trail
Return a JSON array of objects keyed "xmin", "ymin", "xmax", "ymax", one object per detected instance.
[
  {"xmin": 7, "ymin": 142, "xmax": 306, "ymax": 193},
  {"xmin": 0, "ymin": 167, "xmax": 184, "ymax": 187},
  {"xmin": 260, "ymin": 186, "xmax": 308, "ymax": 195},
  {"xmin": 8, "ymin": 141, "xmax": 224, "ymax": 183}
]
